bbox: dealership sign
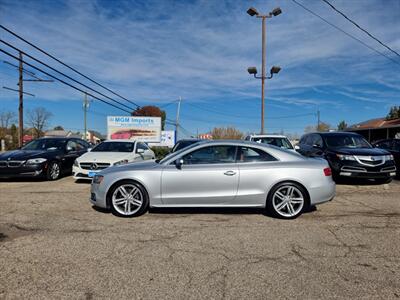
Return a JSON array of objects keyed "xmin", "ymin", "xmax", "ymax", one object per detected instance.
[{"xmin": 107, "ymin": 116, "xmax": 161, "ymax": 142}]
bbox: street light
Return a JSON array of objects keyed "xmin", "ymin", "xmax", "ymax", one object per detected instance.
[{"xmin": 247, "ymin": 6, "xmax": 282, "ymax": 134}]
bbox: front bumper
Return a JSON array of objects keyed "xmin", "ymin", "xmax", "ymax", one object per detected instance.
[
  {"xmin": 330, "ymin": 160, "xmax": 397, "ymax": 179},
  {"xmin": 0, "ymin": 164, "xmax": 45, "ymax": 178},
  {"xmin": 90, "ymin": 181, "xmax": 108, "ymax": 209}
]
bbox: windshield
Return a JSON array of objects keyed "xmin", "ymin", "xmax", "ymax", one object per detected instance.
[
  {"xmin": 324, "ymin": 135, "xmax": 372, "ymax": 149},
  {"xmin": 22, "ymin": 139, "xmax": 66, "ymax": 151},
  {"xmin": 159, "ymin": 141, "xmax": 203, "ymax": 163},
  {"xmin": 91, "ymin": 142, "xmax": 135, "ymax": 152},
  {"xmin": 252, "ymin": 137, "xmax": 293, "ymax": 150}
]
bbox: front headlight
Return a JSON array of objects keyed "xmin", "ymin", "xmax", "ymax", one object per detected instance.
[
  {"xmin": 336, "ymin": 154, "xmax": 356, "ymax": 161},
  {"xmin": 73, "ymin": 159, "xmax": 79, "ymax": 167},
  {"xmin": 114, "ymin": 159, "xmax": 129, "ymax": 166},
  {"xmin": 385, "ymin": 154, "xmax": 394, "ymax": 161},
  {"xmin": 92, "ymin": 175, "xmax": 104, "ymax": 184},
  {"xmin": 25, "ymin": 158, "xmax": 47, "ymax": 165}
]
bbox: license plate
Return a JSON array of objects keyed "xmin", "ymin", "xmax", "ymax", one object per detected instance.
[{"xmin": 88, "ymin": 171, "xmax": 99, "ymax": 178}]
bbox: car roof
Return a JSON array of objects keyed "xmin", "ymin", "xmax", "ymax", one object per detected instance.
[
  {"xmin": 247, "ymin": 134, "xmax": 288, "ymax": 138},
  {"xmin": 104, "ymin": 139, "xmax": 137, "ymax": 143},
  {"xmin": 307, "ymin": 131, "xmax": 361, "ymax": 137}
]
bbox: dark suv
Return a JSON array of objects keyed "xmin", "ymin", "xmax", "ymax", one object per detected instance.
[
  {"xmin": 372, "ymin": 138, "xmax": 400, "ymax": 177},
  {"xmin": 0, "ymin": 137, "xmax": 89, "ymax": 180},
  {"xmin": 297, "ymin": 132, "xmax": 396, "ymax": 183}
]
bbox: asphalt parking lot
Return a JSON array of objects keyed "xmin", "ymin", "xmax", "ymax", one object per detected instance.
[{"xmin": 0, "ymin": 177, "xmax": 399, "ymax": 299}]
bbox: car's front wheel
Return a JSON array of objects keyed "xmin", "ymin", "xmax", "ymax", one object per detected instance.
[
  {"xmin": 109, "ymin": 180, "xmax": 149, "ymax": 217},
  {"xmin": 267, "ymin": 182, "xmax": 308, "ymax": 219},
  {"xmin": 46, "ymin": 161, "xmax": 61, "ymax": 180}
]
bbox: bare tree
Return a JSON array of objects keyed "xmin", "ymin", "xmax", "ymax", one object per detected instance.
[
  {"xmin": 27, "ymin": 107, "xmax": 53, "ymax": 138},
  {"xmin": 211, "ymin": 126, "xmax": 243, "ymax": 140},
  {"xmin": 0, "ymin": 110, "xmax": 16, "ymax": 138}
]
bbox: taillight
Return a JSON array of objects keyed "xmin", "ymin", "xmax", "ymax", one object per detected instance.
[{"xmin": 323, "ymin": 167, "xmax": 332, "ymax": 176}]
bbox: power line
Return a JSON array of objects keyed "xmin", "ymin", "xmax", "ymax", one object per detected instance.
[
  {"xmin": 321, "ymin": 0, "xmax": 400, "ymax": 59},
  {"xmin": 0, "ymin": 47, "xmax": 132, "ymax": 114},
  {"xmin": 0, "ymin": 39, "xmax": 136, "ymax": 111},
  {"xmin": 290, "ymin": 0, "xmax": 400, "ymax": 67},
  {"xmin": 0, "ymin": 25, "xmax": 140, "ymax": 107}
]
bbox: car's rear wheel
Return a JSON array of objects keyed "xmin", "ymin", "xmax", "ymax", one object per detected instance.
[
  {"xmin": 267, "ymin": 182, "xmax": 308, "ymax": 219},
  {"xmin": 46, "ymin": 161, "xmax": 61, "ymax": 180},
  {"xmin": 109, "ymin": 180, "xmax": 149, "ymax": 217}
]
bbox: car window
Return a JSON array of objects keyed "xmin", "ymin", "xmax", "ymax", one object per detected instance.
[
  {"xmin": 172, "ymin": 140, "xmax": 199, "ymax": 152},
  {"xmin": 22, "ymin": 139, "xmax": 66, "ymax": 151},
  {"xmin": 74, "ymin": 139, "xmax": 88, "ymax": 151},
  {"xmin": 182, "ymin": 145, "xmax": 236, "ymax": 165},
  {"xmin": 375, "ymin": 140, "xmax": 392, "ymax": 150},
  {"xmin": 310, "ymin": 134, "xmax": 323, "ymax": 147},
  {"xmin": 324, "ymin": 135, "xmax": 372, "ymax": 148},
  {"xmin": 66, "ymin": 140, "xmax": 78, "ymax": 151},
  {"xmin": 251, "ymin": 137, "xmax": 293, "ymax": 150},
  {"xmin": 237, "ymin": 147, "xmax": 277, "ymax": 162},
  {"xmin": 136, "ymin": 142, "xmax": 148, "ymax": 152}
]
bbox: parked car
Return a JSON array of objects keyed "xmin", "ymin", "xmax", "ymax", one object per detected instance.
[
  {"xmin": 90, "ymin": 140, "xmax": 335, "ymax": 219},
  {"xmin": 297, "ymin": 132, "xmax": 396, "ymax": 183},
  {"xmin": 244, "ymin": 134, "xmax": 295, "ymax": 151},
  {"xmin": 0, "ymin": 137, "xmax": 89, "ymax": 180},
  {"xmin": 372, "ymin": 138, "xmax": 400, "ymax": 177},
  {"xmin": 171, "ymin": 139, "xmax": 202, "ymax": 152},
  {"xmin": 73, "ymin": 140, "xmax": 155, "ymax": 180}
]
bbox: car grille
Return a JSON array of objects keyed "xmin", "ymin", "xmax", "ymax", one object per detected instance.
[
  {"xmin": 381, "ymin": 166, "xmax": 396, "ymax": 172},
  {"xmin": 354, "ymin": 155, "xmax": 385, "ymax": 167},
  {"xmin": 79, "ymin": 162, "xmax": 111, "ymax": 170},
  {"xmin": 341, "ymin": 166, "xmax": 367, "ymax": 172},
  {"xmin": 0, "ymin": 160, "xmax": 25, "ymax": 167}
]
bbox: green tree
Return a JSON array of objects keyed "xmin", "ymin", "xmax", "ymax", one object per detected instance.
[
  {"xmin": 337, "ymin": 120, "xmax": 348, "ymax": 131},
  {"xmin": 132, "ymin": 106, "xmax": 166, "ymax": 130},
  {"xmin": 386, "ymin": 106, "xmax": 400, "ymax": 120}
]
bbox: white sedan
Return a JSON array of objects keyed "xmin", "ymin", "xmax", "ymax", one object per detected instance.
[{"xmin": 73, "ymin": 140, "xmax": 155, "ymax": 181}]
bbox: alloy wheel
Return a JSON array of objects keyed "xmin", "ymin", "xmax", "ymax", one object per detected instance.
[
  {"xmin": 50, "ymin": 163, "xmax": 60, "ymax": 180},
  {"xmin": 272, "ymin": 185, "xmax": 304, "ymax": 218},
  {"xmin": 111, "ymin": 184, "xmax": 144, "ymax": 216}
]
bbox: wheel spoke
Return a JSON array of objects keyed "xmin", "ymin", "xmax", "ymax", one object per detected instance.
[
  {"xmin": 287, "ymin": 186, "xmax": 294, "ymax": 197},
  {"xmin": 290, "ymin": 198, "xmax": 303, "ymax": 204},
  {"xmin": 275, "ymin": 201, "xmax": 287, "ymax": 211},
  {"xmin": 129, "ymin": 188, "xmax": 139, "ymax": 197},
  {"xmin": 287, "ymin": 203, "xmax": 295, "ymax": 215},
  {"xmin": 114, "ymin": 198, "xmax": 126, "ymax": 205},
  {"xmin": 119, "ymin": 186, "xmax": 129, "ymax": 198},
  {"xmin": 124, "ymin": 200, "xmax": 129, "ymax": 213},
  {"xmin": 275, "ymin": 191, "xmax": 285, "ymax": 200},
  {"xmin": 130, "ymin": 199, "xmax": 142, "ymax": 207}
]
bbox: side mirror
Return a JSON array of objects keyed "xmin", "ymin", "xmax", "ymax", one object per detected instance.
[
  {"xmin": 137, "ymin": 148, "xmax": 145, "ymax": 154},
  {"xmin": 175, "ymin": 158, "xmax": 184, "ymax": 169},
  {"xmin": 87, "ymin": 148, "xmax": 92, "ymax": 152}
]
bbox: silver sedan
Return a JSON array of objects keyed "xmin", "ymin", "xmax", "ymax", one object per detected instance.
[{"xmin": 90, "ymin": 140, "xmax": 335, "ymax": 219}]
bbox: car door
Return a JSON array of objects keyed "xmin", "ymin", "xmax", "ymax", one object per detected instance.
[
  {"xmin": 63, "ymin": 140, "xmax": 80, "ymax": 171},
  {"xmin": 161, "ymin": 145, "xmax": 239, "ymax": 205},
  {"xmin": 308, "ymin": 134, "xmax": 325, "ymax": 157},
  {"xmin": 236, "ymin": 146, "xmax": 279, "ymax": 205},
  {"xmin": 297, "ymin": 135, "xmax": 312, "ymax": 156}
]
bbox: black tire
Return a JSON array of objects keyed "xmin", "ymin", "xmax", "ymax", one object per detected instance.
[
  {"xmin": 108, "ymin": 180, "xmax": 149, "ymax": 218},
  {"xmin": 266, "ymin": 181, "xmax": 309, "ymax": 219},
  {"xmin": 46, "ymin": 161, "xmax": 61, "ymax": 181}
]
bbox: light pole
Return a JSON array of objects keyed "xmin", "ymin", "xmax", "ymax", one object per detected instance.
[{"xmin": 247, "ymin": 6, "xmax": 282, "ymax": 134}]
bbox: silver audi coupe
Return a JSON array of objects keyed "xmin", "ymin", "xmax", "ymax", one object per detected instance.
[{"xmin": 90, "ymin": 140, "xmax": 335, "ymax": 219}]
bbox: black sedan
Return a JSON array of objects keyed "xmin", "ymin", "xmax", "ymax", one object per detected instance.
[
  {"xmin": 297, "ymin": 132, "xmax": 396, "ymax": 183},
  {"xmin": 372, "ymin": 138, "xmax": 400, "ymax": 177},
  {"xmin": 0, "ymin": 137, "xmax": 89, "ymax": 180}
]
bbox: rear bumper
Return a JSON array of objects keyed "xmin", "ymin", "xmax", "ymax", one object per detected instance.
[{"xmin": 309, "ymin": 180, "xmax": 336, "ymax": 206}]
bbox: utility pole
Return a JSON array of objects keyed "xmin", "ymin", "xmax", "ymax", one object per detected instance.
[
  {"xmin": 247, "ymin": 6, "xmax": 282, "ymax": 135},
  {"xmin": 175, "ymin": 96, "xmax": 181, "ymax": 141},
  {"xmin": 83, "ymin": 93, "xmax": 89, "ymax": 141},
  {"xmin": 18, "ymin": 52, "xmax": 23, "ymax": 147},
  {"xmin": 261, "ymin": 16, "xmax": 266, "ymax": 134}
]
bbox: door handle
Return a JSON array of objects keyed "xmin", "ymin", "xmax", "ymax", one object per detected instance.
[{"xmin": 224, "ymin": 170, "xmax": 236, "ymax": 176}]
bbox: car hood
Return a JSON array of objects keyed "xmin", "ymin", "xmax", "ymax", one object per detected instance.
[
  {"xmin": 331, "ymin": 147, "xmax": 389, "ymax": 156},
  {"xmin": 0, "ymin": 149, "xmax": 59, "ymax": 161},
  {"xmin": 100, "ymin": 160, "xmax": 160, "ymax": 174},
  {"xmin": 77, "ymin": 151, "xmax": 134, "ymax": 163}
]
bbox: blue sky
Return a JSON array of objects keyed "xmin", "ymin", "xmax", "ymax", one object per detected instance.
[{"xmin": 0, "ymin": 0, "xmax": 399, "ymax": 138}]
